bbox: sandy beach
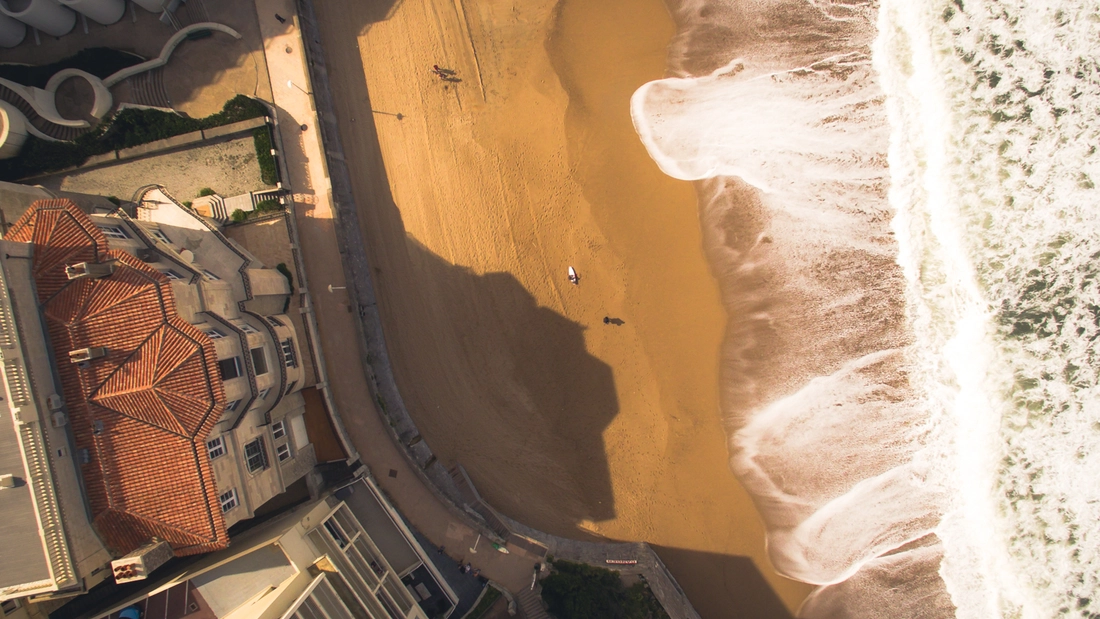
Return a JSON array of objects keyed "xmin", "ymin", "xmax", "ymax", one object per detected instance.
[{"xmin": 310, "ymin": 0, "xmax": 813, "ymax": 615}]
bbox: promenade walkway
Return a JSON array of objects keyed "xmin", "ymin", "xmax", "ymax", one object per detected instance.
[{"xmin": 251, "ymin": 0, "xmax": 536, "ymax": 595}]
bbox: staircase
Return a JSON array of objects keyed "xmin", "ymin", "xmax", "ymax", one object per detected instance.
[
  {"xmin": 449, "ymin": 465, "xmax": 512, "ymax": 540},
  {"xmin": 0, "ymin": 82, "xmax": 91, "ymax": 141},
  {"xmin": 517, "ymin": 589, "xmax": 550, "ymax": 619},
  {"xmin": 130, "ymin": 67, "xmax": 172, "ymax": 109}
]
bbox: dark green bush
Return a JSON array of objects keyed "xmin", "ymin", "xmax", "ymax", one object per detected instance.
[
  {"xmin": 231, "ymin": 209, "xmax": 247, "ymax": 223},
  {"xmin": 0, "ymin": 95, "xmax": 269, "ymax": 182},
  {"xmin": 255, "ymin": 198, "xmax": 280, "ymax": 212},
  {"xmin": 541, "ymin": 561, "xmax": 669, "ymax": 619},
  {"xmin": 276, "ymin": 262, "xmax": 293, "ymax": 288},
  {"xmin": 253, "ymin": 126, "xmax": 278, "ymax": 185},
  {"xmin": 198, "ymin": 187, "xmax": 216, "ymax": 197},
  {"xmin": 0, "ymin": 48, "xmax": 143, "ymax": 88}
]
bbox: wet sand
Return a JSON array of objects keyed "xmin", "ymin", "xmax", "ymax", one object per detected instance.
[{"xmin": 310, "ymin": 0, "xmax": 813, "ymax": 615}]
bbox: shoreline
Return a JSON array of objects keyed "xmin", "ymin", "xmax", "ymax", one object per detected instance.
[{"xmin": 307, "ymin": 0, "xmax": 812, "ymax": 615}]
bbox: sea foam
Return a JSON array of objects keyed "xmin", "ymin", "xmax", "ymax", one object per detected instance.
[{"xmin": 633, "ymin": 0, "xmax": 1100, "ymax": 616}]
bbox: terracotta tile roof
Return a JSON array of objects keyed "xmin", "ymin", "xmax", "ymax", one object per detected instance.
[{"xmin": 6, "ymin": 200, "xmax": 229, "ymax": 556}]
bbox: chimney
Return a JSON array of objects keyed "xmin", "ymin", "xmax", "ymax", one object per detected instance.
[
  {"xmin": 69, "ymin": 347, "xmax": 108, "ymax": 363},
  {"xmin": 111, "ymin": 539, "xmax": 174, "ymax": 584},
  {"xmin": 66, "ymin": 261, "xmax": 117, "ymax": 280}
]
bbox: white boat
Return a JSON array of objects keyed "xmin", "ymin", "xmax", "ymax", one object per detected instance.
[{"xmin": 568, "ymin": 266, "xmax": 579, "ymax": 285}]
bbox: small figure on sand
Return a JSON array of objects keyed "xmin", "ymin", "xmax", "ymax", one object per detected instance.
[
  {"xmin": 603, "ymin": 316, "xmax": 610, "ymax": 324},
  {"xmin": 274, "ymin": 13, "xmax": 286, "ymax": 23},
  {"xmin": 568, "ymin": 266, "xmax": 579, "ymax": 285}
]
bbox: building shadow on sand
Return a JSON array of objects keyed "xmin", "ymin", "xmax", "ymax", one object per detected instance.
[{"xmin": 295, "ymin": 1, "xmax": 801, "ymax": 617}]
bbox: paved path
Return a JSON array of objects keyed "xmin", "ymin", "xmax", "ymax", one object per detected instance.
[{"xmin": 251, "ymin": 0, "xmax": 536, "ymax": 594}]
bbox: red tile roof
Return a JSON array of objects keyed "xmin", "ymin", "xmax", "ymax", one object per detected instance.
[{"xmin": 6, "ymin": 200, "xmax": 229, "ymax": 556}]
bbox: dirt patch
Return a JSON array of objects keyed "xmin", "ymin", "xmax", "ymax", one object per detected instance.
[{"xmin": 37, "ymin": 136, "xmax": 264, "ymax": 202}]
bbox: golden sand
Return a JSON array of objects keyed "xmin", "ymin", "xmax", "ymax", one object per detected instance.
[{"xmin": 311, "ymin": 0, "xmax": 813, "ymax": 615}]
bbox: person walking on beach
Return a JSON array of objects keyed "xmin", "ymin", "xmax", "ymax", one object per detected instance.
[{"xmin": 603, "ymin": 316, "xmax": 611, "ymax": 324}]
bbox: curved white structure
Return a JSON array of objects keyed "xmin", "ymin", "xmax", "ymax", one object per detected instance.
[
  {"xmin": 0, "ymin": 0, "xmax": 75, "ymax": 37},
  {"xmin": 0, "ymin": 100, "xmax": 29, "ymax": 159},
  {"xmin": 46, "ymin": 69, "xmax": 113, "ymax": 119},
  {"xmin": 0, "ymin": 11, "xmax": 24, "ymax": 47},
  {"xmin": 130, "ymin": 0, "xmax": 165, "ymax": 11},
  {"xmin": 58, "ymin": 0, "xmax": 122, "ymax": 25}
]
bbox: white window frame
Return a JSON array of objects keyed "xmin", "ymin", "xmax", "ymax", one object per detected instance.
[
  {"xmin": 281, "ymin": 338, "xmax": 297, "ymax": 368},
  {"xmin": 2, "ymin": 599, "xmax": 23, "ymax": 616},
  {"xmin": 238, "ymin": 322, "xmax": 259, "ymax": 335},
  {"xmin": 276, "ymin": 443, "xmax": 291, "ymax": 462},
  {"xmin": 206, "ymin": 436, "xmax": 225, "ymax": 459},
  {"xmin": 204, "ymin": 327, "xmax": 227, "ymax": 340},
  {"xmin": 244, "ymin": 438, "xmax": 267, "ymax": 473},
  {"xmin": 149, "ymin": 228, "xmax": 171, "ymax": 244},
  {"xmin": 219, "ymin": 356, "xmax": 243, "ymax": 380},
  {"xmin": 225, "ymin": 399, "xmax": 241, "ymax": 413},
  {"xmin": 202, "ymin": 269, "xmax": 221, "ymax": 281},
  {"xmin": 257, "ymin": 387, "xmax": 271, "ymax": 400},
  {"xmin": 271, "ymin": 420, "xmax": 286, "ymax": 440},
  {"xmin": 97, "ymin": 224, "xmax": 130, "ymax": 240},
  {"xmin": 250, "ymin": 346, "xmax": 269, "ymax": 376},
  {"xmin": 219, "ymin": 488, "xmax": 238, "ymax": 513}
]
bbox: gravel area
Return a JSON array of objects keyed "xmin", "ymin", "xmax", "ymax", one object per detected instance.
[{"xmin": 37, "ymin": 136, "xmax": 265, "ymax": 203}]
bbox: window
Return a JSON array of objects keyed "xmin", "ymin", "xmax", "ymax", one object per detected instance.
[
  {"xmin": 258, "ymin": 388, "xmax": 271, "ymax": 400},
  {"xmin": 285, "ymin": 380, "xmax": 296, "ymax": 395},
  {"xmin": 324, "ymin": 519, "xmax": 348, "ymax": 548},
  {"xmin": 271, "ymin": 420, "xmax": 286, "ymax": 439},
  {"xmin": 219, "ymin": 357, "xmax": 242, "ymax": 380},
  {"xmin": 149, "ymin": 228, "xmax": 171, "ymax": 244},
  {"xmin": 281, "ymin": 339, "xmax": 297, "ymax": 368},
  {"xmin": 3, "ymin": 599, "xmax": 22, "ymax": 615},
  {"xmin": 206, "ymin": 436, "xmax": 225, "ymax": 459},
  {"xmin": 250, "ymin": 347, "xmax": 269, "ymax": 375},
  {"xmin": 163, "ymin": 269, "xmax": 183, "ymax": 281},
  {"xmin": 202, "ymin": 269, "xmax": 221, "ymax": 281},
  {"xmin": 266, "ymin": 315, "xmax": 285, "ymax": 327},
  {"xmin": 204, "ymin": 327, "xmax": 227, "ymax": 340},
  {"xmin": 244, "ymin": 438, "xmax": 267, "ymax": 473},
  {"xmin": 225, "ymin": 399, "xmax": 241, "ymax": 413},
  {"xmin": 276, "ymin": 443, "xmax": 291, "ymax": 462},
  {"xmin": 97, "ymin": 224, "xmax": 130, "ymax": 240},
  {"xmin": 238, "ymin": 322, "xmax": 259, "ymax": 335},
  {"xmin": 219, "ymin": 488, "xmax": 238, "ymax": 513}
]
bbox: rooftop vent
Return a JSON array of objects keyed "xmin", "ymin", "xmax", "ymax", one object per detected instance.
[
  {"xmin": 0, "ymin": 474, "xmax": 15, "ymax": 488},
  {"xmin": 66, "ymin": 261, "xmax": 117, "ymax": 280},
  {"xmin": 69, "ymin": 347, "xmax": 107, "ymax": 363}
]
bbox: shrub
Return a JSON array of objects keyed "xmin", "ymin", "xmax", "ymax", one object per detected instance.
[
  {"xmin": 255, "ymin": 198, "xmax": 280, "ymax": 212},
  {"xmin": 540, "ymin": 561, "xmax": 669, "ymax": 619},
  {"xmin": 0, "ymin": 48, "xmax": 143, "ymax": 88},
  {"xmin": 253, "ymin": 126, "xmax": 278, "ymax": 186},
  {"xmin": 0, "ymin": 95, "xmax": 269, "ymax": 182},
  {"xmin": 231, "ymin": 209, "xmax": 247, "ymax": 223},
  {"xmin": 198, "ymin": 187, "xmax": 216, "ymax": 197}
]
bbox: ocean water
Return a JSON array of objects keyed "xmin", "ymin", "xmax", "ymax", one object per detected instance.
[{"xmin": 632, "ymin": 0, "xmax": 1100, "ymax": 617}]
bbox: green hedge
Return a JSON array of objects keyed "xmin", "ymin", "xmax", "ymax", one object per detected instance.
[
  {"xmin": 0, "ymin": 48, "xmax": 143, "ymax": 88},
  {"xmin": 0, "ymin": 95, "xmax": 269, "ymax": 182},
  {"xmin": 253, "ymin": 127, "xmax": 278, "ymax": 186}
]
